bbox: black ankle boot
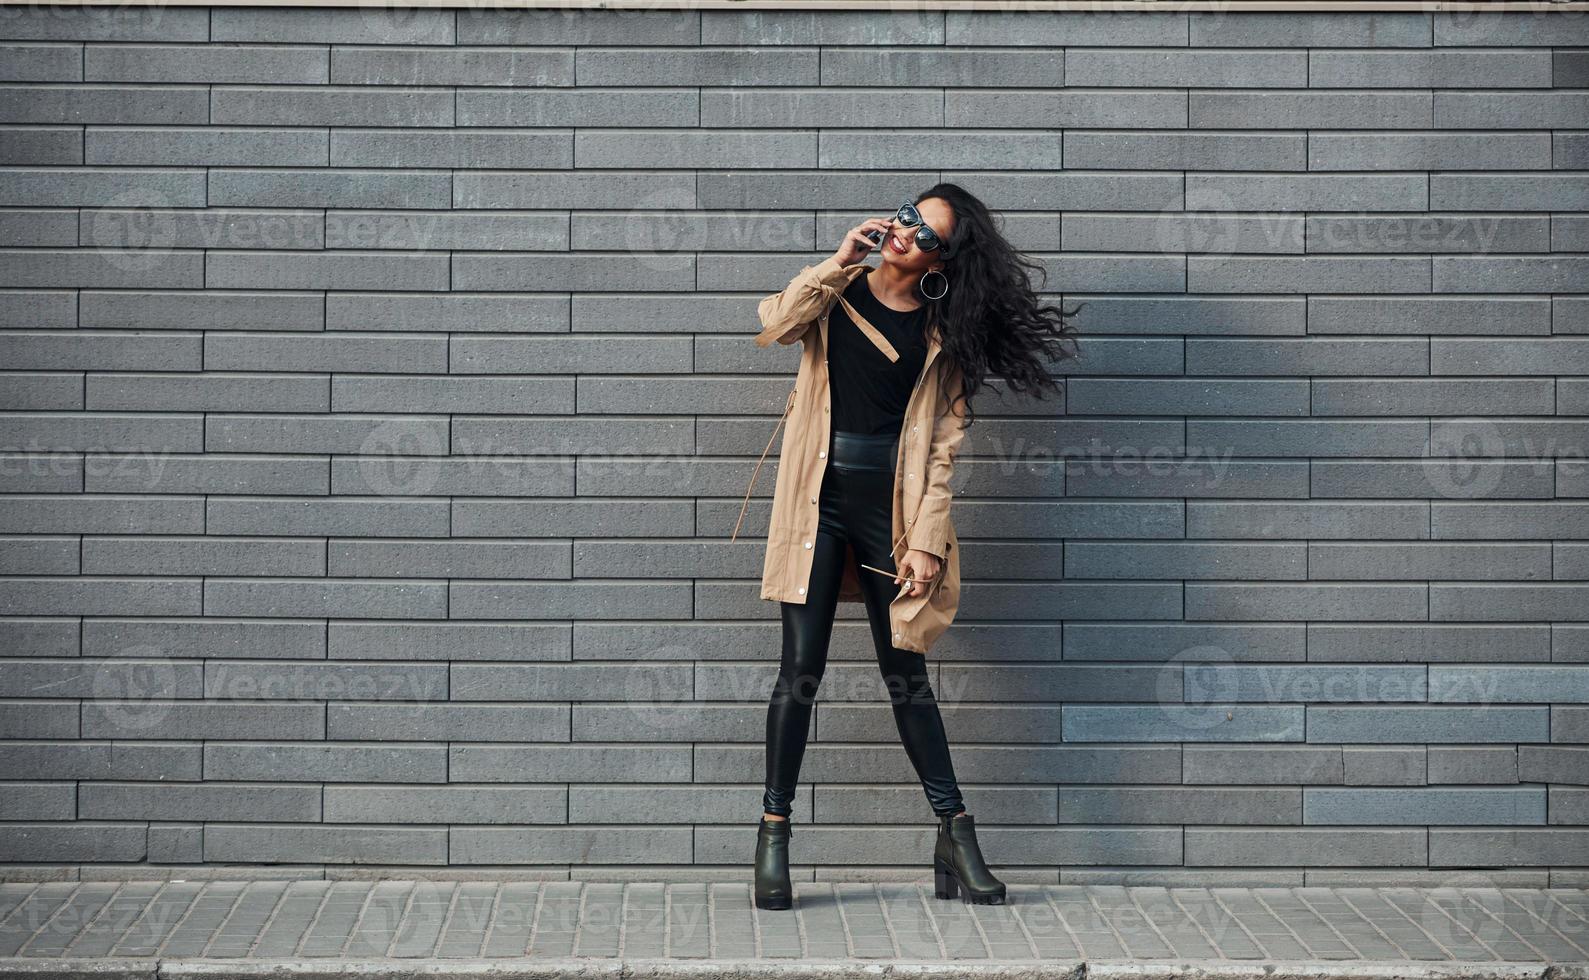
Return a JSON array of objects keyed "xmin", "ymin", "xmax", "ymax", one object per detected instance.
[
  {"xmin": 754, "ymin": 816, "xmax": 793, "ymax": 910},
  {"xmin": 933, "ymin": 813, "xmax": 1006, "ymax": 905}
]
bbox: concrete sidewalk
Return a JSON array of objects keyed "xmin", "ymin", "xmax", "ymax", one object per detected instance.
[{"xmin": 0, "ymin": 879, "xmax": 1585, "ymax": 979}]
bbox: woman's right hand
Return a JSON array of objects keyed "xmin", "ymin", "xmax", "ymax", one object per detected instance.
[{"xmin": 832, "ymin": 217, "xmax": 894, "ymax": 268}]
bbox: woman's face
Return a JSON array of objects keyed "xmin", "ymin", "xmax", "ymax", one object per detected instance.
[{"xmin": 879, "ymin": 197, "xmax": 955, "ymax": 273}]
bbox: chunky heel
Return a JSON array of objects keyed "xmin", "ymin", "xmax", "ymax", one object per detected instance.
[
  {"xmin": 933, "ymin": 858, "xmax": 959, "ymax": 899},
  {"xmin": 932, "ymin": 813, "xmax": 1007, "ymax": 905}
]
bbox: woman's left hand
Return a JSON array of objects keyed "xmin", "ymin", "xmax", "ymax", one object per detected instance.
[{"xmin": 896, "ymin": 549, "xmax": 941, "ymax": 598}]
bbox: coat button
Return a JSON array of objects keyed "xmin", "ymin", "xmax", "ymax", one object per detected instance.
[
  {"xmin": 810, "ymin": 496, "xmax": 817, "ymax": 504},
  {"xmin": 797, "ymin": 587, "xmax": 806, "ymax": 595},
  {"xmin": 912, "ymin": 425, "xmax": 918, "ymax": 432},
  {"xmin": 804, "ymin": 541, "xmax": 812, "ymax": 549},
  {"xmin": 893, "ymin": 632, "xmax": 901, "ymax": 640},
  {"xmin": 819, "ymin": 450, "xmax": 826, "ymax": 459}
]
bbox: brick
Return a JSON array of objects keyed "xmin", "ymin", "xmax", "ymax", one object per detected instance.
[
  {"xmin": 1308, "ymin": 541, "xmax": 1550, "ymax": 579},
  {"xmin": 1550, "ymin": 708, "xmax": 1589, "ymax": 736},
  {"xmin": 1310, "ymin": 49, "xmax": 1551, "ymax": 88},
  {"xmin": 325, "ymin": 622, "xmax": 568, "ymax": 660},
  {"xmin": 0, "ymin": 782, "xmax": 75, "ymax": 820},
  {"xmin": 450, "ymin": 744, "xmax": 691, "ymax": 782},
  {"xmin": 1519, "ymin": 745, "xmax": 1589, "ymax": 784},
  {"xmin": 331, "ymin": 47, "xmax": 572, "ymax": 87},
  {"xmin": 0, "ymin": 824, "xmax": 146, "ymax": 862},
  {"xmin": 1343, "ymin": 746, "xmax": 1426, "ymax": 786},
  {"xmin": 0, "ymin": 658, "xmax": 203, "ymax": 699},
  {"xmin": 1194, "ymin": 665, "xmax": 1427, "ymax": 702},
  {"xmin": 0, "ymin": 698, "xmax": 79, "ymax": 736},
  {"xmin": 211, "ymin": 8, "xmax": 455, "ymax": 44},
  {"xmin": 1187, "ymin": 828, "xmax": 1426, "ymax": 866},
  {"xmin": 323, "ymin": 786, "xmax": 565, "ymax": 824},
  {"xmin": 1429, "ymin": 829, "xmax": 1589, "ymax": 866},
  {"xmin": 1185, "ymin": 745, "xmax": 1343, "ymax": 784},
  {"xmin": 1185, "ymin": 584, "xmax": 1427, "ymax": 621},
  {"xmin": 1550, "ymin": 784, "xmax": 1589, "ymax": 819},
  {"xmin": 209, "ymin": 170, "xmax": 452, "ymax": 209},
  {"xmin": 0, "ymin": 86, "xmax": 207, "ymax": 124},
  {"xmin": 451, "ymin": 826, "xmax": 688, "ymax": 865},
  {"xmin": 85, "ymin": 44, "xmax": 328, "ymax": 84},
  {"xmin": 0, "ymin": 332, "xmax": 202, "ymax": 370},
  {"xmin": 82, "ymin": 618, "xmax": 326, "ymax": 660},
  {"xmin": 328, "ymin": 703, "xmax": 567, "ymax": 741},
  {"xmin": 80, "ymin": 290, "xmax": 325, "ymax": 331},
  {"xmin": 81, "ymin": 700, "xmax": 324, "ymax": 740},
  {"xmin": 1066, "ymin": 623, "xmax": 1305, "ymax": 663},
  {"xmin": 1063, "ymin": 705, "xmax": 1304, "ymax": 742},
  {"xmin": 1302, "ymin": 787, "xmax": 1538, "ymax": 825},
  {"xmin": 79, "ymin": 783, "xmax": 321, "ymax": 822},
  {"xmin": 454, "ymin": 660, "xmax": 689, "ymax": 698},
  {"xmin": 0, "ymin": 741, "xmax": 199, "ymax": 780},
  {"xmin": 203, "ymin": 743, "xmax": 446, "ymax": 782},
  {"xmin": 83, "ymin": 537, "xmax": 326, "ymax": 576},
  {"xmin": 0, "ymin": 619, "xmax": 78, "ymax": 658},
  {"xmin": 1307, "ymin": 707, "xmax": 1549, "ymax": 743},
  {"xmin": 824, "ymin": 47, "xmax": 1059, "ymax": 87},
  {"xmin": 203, "ymin": 579, "xmax": 449, "ymax": 618},
  {"xmin": 1189, "ymin": 12, "xmax": 1430, "ymax": 47},
  {"xmin": 203, "ymin": 825, "xmax": 447, "ymax": 864},
  {"xmin": 1430, "ymin": 746, "xmax": 1520, "ymax": 784},
  {"xmin": 0, "ymin": 8, "xmax": 207, "ymax": 41},
  {"xmin": 205, "ymin": 662, "xmax": 449, "ymax": 701},
  {"xmin": 1430, "ymin": 666, "xmax": 1589, "ymax": 703},
  {"xmin": 86, "ymin": 128, "xmax": 328, "ymax": 167},
  {"xmin": 87, "ymin": 374, "xmax": 330, "ymax": 412},
  {"xmin": 146, "ymin": 824, "xmax": 202, "ymax": 864},
  {"xmin": 1309, "ymin": 625, "xmax": 1544, "ymax": 663},
  {"xmin": 1058, "ymin": 787, "xmax": 1301, "ymax": 824}
]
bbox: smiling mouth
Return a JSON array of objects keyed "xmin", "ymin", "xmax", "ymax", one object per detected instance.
[{"xmin": 888, "ymin": 235, "xmax": 910, "ymax": 254}]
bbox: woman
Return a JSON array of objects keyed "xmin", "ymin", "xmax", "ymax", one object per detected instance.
[{"xmin": 733, "ymin": 184, "xmax": 1081, "ymax": 910}]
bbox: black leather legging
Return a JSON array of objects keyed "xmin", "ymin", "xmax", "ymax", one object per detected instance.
[{"xmin": 762, "ymin": 430, "xmax": 967, "ymax": 819}]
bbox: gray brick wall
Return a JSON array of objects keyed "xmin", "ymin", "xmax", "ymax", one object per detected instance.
[{"xmin": 0, "ymin": 4, "xmax": 1586, "ymax": 881}]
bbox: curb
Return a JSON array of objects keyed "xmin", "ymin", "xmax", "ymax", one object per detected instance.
[{"xmin": 1, "ymin": 960, "xmax": 1586, "ymax": 980}]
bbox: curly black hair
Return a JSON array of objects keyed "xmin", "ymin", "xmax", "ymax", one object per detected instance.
[{"xmin": 907, "ymin": 181, "xmax": 1082, "ymax": 426}]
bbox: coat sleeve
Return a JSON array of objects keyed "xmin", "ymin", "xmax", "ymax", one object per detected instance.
[
  {"xmin": 906, "ymin": 358, "xmax": 967, "ymax": 560},
  {"xmin": 755, "ymin": 255, "xmax": 850, "ymax": 347}
]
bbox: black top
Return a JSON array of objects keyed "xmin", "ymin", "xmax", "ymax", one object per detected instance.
[{"xmin": 828, "ymin": 270, "xmax": 929, "ymax": 436}]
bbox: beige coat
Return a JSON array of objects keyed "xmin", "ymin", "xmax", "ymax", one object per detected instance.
[{"xmin": 731, "ymin": 255, "xmax": 967, "ymax": 654}]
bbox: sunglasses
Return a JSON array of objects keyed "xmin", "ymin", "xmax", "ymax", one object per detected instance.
[{"xmin": 865, "ymin": 201, "xmax": 954, "ymax": 258}]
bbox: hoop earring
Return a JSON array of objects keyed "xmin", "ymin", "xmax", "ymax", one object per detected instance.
[{"xmin": 920, "ymin": 269, "xmax": 949, "ymax": 301}]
